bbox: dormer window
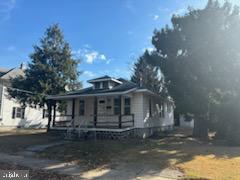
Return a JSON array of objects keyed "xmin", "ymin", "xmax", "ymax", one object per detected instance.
[
  {"xmin": 95, "ymin": 82, "xmax": 100, "ymax": 89},
  {"xmin": 88, "ymin": 75, "xmax": 123, "ymax": 90},
  {"xmin": 103, "ymin": 81, "xmax": 108, "ymax": 89}
]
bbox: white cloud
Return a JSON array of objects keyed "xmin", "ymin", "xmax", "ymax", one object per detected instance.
[
  {"xmin": 85, "ymin": 51, "xmax": 99, "ymax": 64},
  {"xmin": 72, "ymin": 46, "xmax": 111, "ymax": 64},
  {"xmin": 153, "ymin": 15, "xmax": 159, "ymax": 20},
  {"xmin": 0, "ymin": 0, "xmax": 16, "ymax": 21},
  {"xmin": 83, "ymin": 71, "xmax": 97, "ymax": 78},
  {"xmin": 99, "ymin": 54, "xmax": 106, "ymax": 60}
]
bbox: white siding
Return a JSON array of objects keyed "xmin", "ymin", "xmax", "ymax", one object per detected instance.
[
  {"xmin": 62, "ymin": 92, "xmax": 174, "ymax": 129},
  {"xmin": 0, "ymin": 86, "xmax": 48, "ymax": 128},
  {"xmin": 179, "ymin": 114, "xmax": 194, "ymax": 128},
  {"xmin": 142, "ymin": 94, "xmax": 174, "ymax": 128},
  {"xmin": 131, "ymin": 93, "xmax": 144, "ymax": 128}
]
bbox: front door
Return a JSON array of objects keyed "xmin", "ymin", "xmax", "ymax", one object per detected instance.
[{"xmin": 97, "ymin": 97, "xmax": 112, "ymax": 115}]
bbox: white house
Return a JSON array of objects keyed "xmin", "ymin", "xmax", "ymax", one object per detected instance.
[
  {"xmin": 0, "ymin": 65, "xmax": 48, "ymax": 129},
  {"xmin": 47, "ymin": 76, "xmax": 174, "ymax": 138}
]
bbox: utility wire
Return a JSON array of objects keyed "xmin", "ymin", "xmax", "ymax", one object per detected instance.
[{"xmin": 1, "ymin": 85, "xmax": 48, "ymax": 97}]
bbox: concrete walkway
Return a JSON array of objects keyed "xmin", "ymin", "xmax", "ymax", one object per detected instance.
[{"xmin": 19, "ymin": 141, "xmax": 66, "ymax": 156}]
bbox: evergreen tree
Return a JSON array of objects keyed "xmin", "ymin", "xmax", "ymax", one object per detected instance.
[
  {"xmin": 150, "ymin": 0, "xmax": 240, "ymax": 139},
  {"xmin": 9, "ymin": 24, "xmax": 81, "ymax": 130},
  {"xmin": 131, "ymin": 50, "xmax": 163, "ymax": 94}
]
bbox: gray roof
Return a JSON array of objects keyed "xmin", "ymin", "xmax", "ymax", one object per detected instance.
[
  {"xmin": 59, "ymin": 79, "xmax": 138, "ymax": 97},
  {"xmin": 0, "ymin": 67, "xmax": 25, "ymax": 80},
  {"xmin": 47, "ymin": 76, "xmax": 174, "ymax": 103},
  {"xmin": 88, "ymin": 75, "xmax": 111, "ymax": 82},
  {"xmin": 0, "ymin": 67, "xmax": 11, "ymax": 77}
]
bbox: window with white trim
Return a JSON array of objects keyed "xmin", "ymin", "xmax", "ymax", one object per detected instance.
[{"xmin": 12, "ymin": 107, "xmax": 25, "ymax": 119}]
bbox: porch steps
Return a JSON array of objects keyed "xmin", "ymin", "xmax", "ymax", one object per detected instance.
[{"xmin": 65, "ymin": 129, "xmax": 89, "ymax": 140}]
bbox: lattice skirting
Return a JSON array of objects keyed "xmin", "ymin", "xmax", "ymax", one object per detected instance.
[{"xmin": 49, "ymin": 125, "xmax": 173, "ymax": 140}]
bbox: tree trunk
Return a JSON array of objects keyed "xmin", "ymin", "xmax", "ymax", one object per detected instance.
[
  {"xmin": 193, "ymin": 115, "xmax": 208, "ymax": 140},
  {"xmin": 47, "ymin": 101, "xmax": 52, "ymax": 132}
]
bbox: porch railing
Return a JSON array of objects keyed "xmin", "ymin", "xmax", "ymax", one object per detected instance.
[{"xmin": 53, "ymin": 114, "xmax": 134, "ymax": 129}]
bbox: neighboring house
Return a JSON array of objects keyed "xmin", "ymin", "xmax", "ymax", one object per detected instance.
[
  {"xmin": 0, "ymin": 64, "xmax": 48, "ymax": 129},
  {"xmin": 47, "ymin": 75, "xmax": 174, "ymax": 138},
  {"xmin": 179, "ymin": 114, "xmax": 194, "ymax": 128}
]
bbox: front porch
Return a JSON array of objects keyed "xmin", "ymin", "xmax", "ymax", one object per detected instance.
[
  {"xmin": 48, "ymin": 95, "xmax": 135, "ymax": 130},
  {"xmin": 53, "ymin": 114, "xmax": 134, "ymax": 129}
]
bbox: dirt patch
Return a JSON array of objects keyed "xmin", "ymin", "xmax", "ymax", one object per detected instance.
[{"xmin": 0, "ymin": 129, "xmax": 60, "ymax": 154}]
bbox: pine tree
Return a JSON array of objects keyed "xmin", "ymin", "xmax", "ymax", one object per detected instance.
[
  {"xmin": 9, "ymin": 24, "xmax": 81, "ymax": 130},
  {"xmin": 131, "ymin": 50, "xmax": 162, "ymax": 94},
  {"xmin": 151, "ymin": 0, "xmax": 240, "ymax": 139}
]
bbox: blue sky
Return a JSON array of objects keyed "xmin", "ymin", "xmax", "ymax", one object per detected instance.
[{"xmin": 0, "ymin": 0, "xmax": 238, "ymax": 87}]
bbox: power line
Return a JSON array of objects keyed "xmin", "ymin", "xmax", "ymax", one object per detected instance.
[{"xmin": 1, "ymin": 85, "xmax": 48, "ymax": 97}]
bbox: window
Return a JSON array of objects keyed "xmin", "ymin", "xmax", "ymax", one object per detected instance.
[
  {"xmin": 79, "ymin": 100, "xmax": 85, "ymax": 116},
  {"xmin": 103, "ymin": 81, "xmax": 108, "ymax": 89},
  {"xmin": 124, "ymin": 98, "xmax": 131, "ymax": 115},
  {"xmin": 114, "ymin": 98, "xmax": 121, "ymax": 115},
  {"xmin": 99, "ymin": 100, "xmax": 105, "ymax": 104},
  {"xmin": 95, "ymin": 82, "xmax": 100, "ymax": 89},
  {"xmin": 12, "ymin": 107, "xmax": 25, "ymax": 119},
  {"xmin": 149, "ymin": 99, "xmax": 152, "ymax": 117}
]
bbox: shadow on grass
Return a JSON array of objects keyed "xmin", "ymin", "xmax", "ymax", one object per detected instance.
[{"xmin": 37, "ymin": 131, "xmax": 240, "ymax": 179}]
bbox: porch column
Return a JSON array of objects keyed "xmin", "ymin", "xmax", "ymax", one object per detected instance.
[
  {"xmin": 52, "ymin": 102, "xmax": 56, "ymax": 127},
  {"xmin": 118, "ymin": 95, "xmax": 122, "ymax": 128},
  {"xmin": 94, "ymin": 97, "xmax": 97, "ymax": 127},
  {"xmin": 71, "ymin": 99, "xmax": 75, "ymax": 127}
]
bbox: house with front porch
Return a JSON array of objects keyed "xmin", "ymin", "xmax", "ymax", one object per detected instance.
[{"xmin": 47, "ymin": 76, "xmax": 174, "ymax": 138}]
